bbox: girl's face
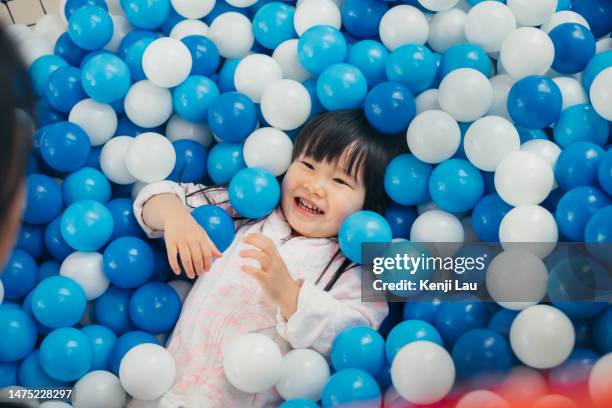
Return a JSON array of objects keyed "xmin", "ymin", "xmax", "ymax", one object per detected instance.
[{"xmin": 281, "ymin": 152, "xmax": 366, "ymax": 238}]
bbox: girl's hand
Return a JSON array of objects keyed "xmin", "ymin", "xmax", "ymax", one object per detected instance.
[
  {"xmin": 239, "ymin": 233, "xmax": 300, "ymax": 319},
  {"xmin": 163, "ymin": 212, "xmax": 222, "ymax": 279}
]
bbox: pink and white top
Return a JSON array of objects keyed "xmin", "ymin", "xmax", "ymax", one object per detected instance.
[{"xmin": 130, "ymin": 181, "xmax": 388, "ymax": 408}]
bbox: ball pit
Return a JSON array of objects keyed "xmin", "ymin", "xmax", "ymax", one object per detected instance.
[{"xmin": 1, "ymin": 0, "xmax": 612, "ymax": 406}]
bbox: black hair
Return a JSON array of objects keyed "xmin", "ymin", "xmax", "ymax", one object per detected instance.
[
  {"xmin": 0, "ymin": 25, "xmax": 35, "ymax": 228},
  {"xmin": 185, "ymin": 109, "xmax": 407, "ymax": 290}
]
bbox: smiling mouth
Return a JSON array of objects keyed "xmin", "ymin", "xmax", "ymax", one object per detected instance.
[{"xmin": 294, "ymin": 197, "xmax": 324, "ymax": 215}]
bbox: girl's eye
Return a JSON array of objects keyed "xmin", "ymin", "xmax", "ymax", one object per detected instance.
[
  {"xmin": 300, "ymin": 161, "xmax": 314, "ymax": 170},
  {"xmin": 333, "ymin": 178, "xmax": 351, "ymax": 187}
]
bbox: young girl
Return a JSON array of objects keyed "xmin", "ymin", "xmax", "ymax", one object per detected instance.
[{"xmin": 132, "ymin": 110, "xmax": 406, "ymax": 407}]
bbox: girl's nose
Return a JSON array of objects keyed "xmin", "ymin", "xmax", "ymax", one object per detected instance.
[{"xmin": 306, "ymin": 180, "xmax": 326, "ymax": 198}]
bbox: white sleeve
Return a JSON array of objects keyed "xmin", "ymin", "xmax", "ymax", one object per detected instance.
[{"xmin": 275, "ymin": 266, "xmax": 389, "ymax": 356}]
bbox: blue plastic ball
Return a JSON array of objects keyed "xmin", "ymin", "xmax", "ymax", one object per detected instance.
[
  {"xmin": 120, "ymin": 0, "xmax": 170, "ymax": 29},
  {"xmin": 385, "ymin": 44, "xmax": 438, "ymax": 94},
  {"xmin": 594, "ymin": 306, "xmax": 612, "ymax": 354},
  {"xmin": 384, "ymin": 154, "xmax": 432, "ymax": 206},
  {"xmin": 331, "ymin": 326, "xmax": 385, "ymax": 377},
  {"xmin": 385, "ymin": 320, "xmax": 443, "ymax": 363},
  {"xmin": 0, "ymin": 309, "xmax": 37, "ymax": 362},
  {"xmin": 341, "ymin": 0, "xmax": 387, "ymax": 39},
  {"xmin": 553, "ymin": 104, "xmax": 609, "ymax": 148},
  {"xmin": 191, "ymin": 205, "xmax": 236, "ymax": 252},
  {"xmin": 217, "ymin": 58, "xmax": 241, "ymax": 92},
  {"xmin": 302, "ymin": 78, "xmax": 325, "ymax": 118},
  {"xmin": 207, "ymin": 92, "xmax": 257, "ymax": 142},
  {"xmin": 129, "ymin": 282, "xmax": 181, "ymax": 334},
  {"xmin": 279, "ymin": 400, "xmax": 319, "ymax": 408},
  {"xmin": 487, "ymin": 308, "xmax": 518, "ymax": 337},
  {"xmin": 555, "ymin": 187, "xmax": 611, "ymax": 241},
  {"xmin": 508, "ymin": 75, "xmax": 563, "ymax": 129},
  {"xmin": 117, "ymin": 29, "xmax": 157, "ymax": 59},
  {"xmin": 63, "ymin": 167, "xmax": 111, "ymax": 205},
  {"xmin": 207, "ymin": 142, "xmax": 246, "ymax": 184},
  {"xmin": 434, "ymin": 301, "xmax": 490, "ymax": 346},
  {"xmin": 582, "ymin": 50, "xmax": 612, "ymax": 92},
  {"xmin": 16, "ymin": 224, "xmax": 44, "ymax": 260},
  {"xmin": 597, "ymin": 149, "xmax": 612, "ymax": 196},
  {"xmin": 451, "ymin": 328, "xmax": 513, "ymax": 386},
  {"xmin": 39, "ymin": 327, "xmax": 92, "ymax": 381},
  {"xmin": 109, "ymin": 330, "xmax": 159, "ymax": 374},
  {"xmin": 81, "ymin": 324, "xmax": 117, "ymax": 371},
  {"xmin": 103, "ymin": 237, "xmax": 154, "ymax": 289},
  {"xmin": 346, "ymin": 40, "xmax": 388, "ymax": 90},
  {"xmin": 54, "ymin": 32, "xmax": 88, "ymax": 67},
  {"xmin": 471, "ymin": 193, "xmax": 513, "ymax": 242},
  {"xmin": 24, "ymin": 174, "xmax": 63, "ymax": 225},
  {"xmin": 338, "ymin": 211, "xmax": 392, "ymax": 264},
  {"xmin": 166, "ymin": 140, "xmax": 208, "ymax": 183},
  {"xmin": 384, "ymin": 203, "xmax": 417, "ymax": 239},
  {"xmin": 18, "ymin": 349, "xmax": 71, "ymax": 388},
  {"xmin": 124, "ymin": 37, "xmax": 154, "ymax": 82},
  {"xmin": 39, "ymin": 121, "xmax": 91, "ymax": 172},
  {"xmin": 64, "ymin": 0, "xmax": 108, "ymax": 19},
  {"xmin": 572, "ymin": 0, "xmax": 612, "ymax": 39},
  {"xmin": 68, "ymin": 6, "xmax": 114, "ymax": 51},
  {"xmin": 321, "ymin": 368, "xmax": 381, "ymax": 407},
  {"xmin": 297, "ymin": 25, "xmax": 347, "ymax": 75},
  {"xmin": 203, "ymin": 0, "xmax": 247, "ymax": 25},
  {"xmin": 182, "ymin": 35, "xmax": 220, "ymax": 76},
  {"xmin": 253, "ymin": 2, "xmax": 296, "ymax": 49},
  {"xmin": 31, "ymin": 276, "xmax": 87, "ymax": 329},
  {"xmin": 0, "ymin": 361, "xmax": 18, "ymax": 387},
  {"xmin": 46, "ymin": 66, "xmax": 87, "ymax": 113},
  {"xmin": 516, "ymin": 126, "xmax": 549, "ymax": 144},
  {"xmin": 94, "ymin": 286, "xmax": 136, "ymax": 335},
  {"xmin": 35, "ymin": 100, "xmax": 66, "ymax": 128},
  {"xmin": 317, "ymin": 63, "xmax": 368, "ymax": 111},
  {"xmin": 29, "ymin": 55, "xmax": 69, "ymax": 98},
  {"xmin": 173, "ymin": 76, "xmax": 220, "ymax": 122},
  {"xmin": 429, "ymin": 159, "xmax": 484, "ymax": 213},
  {"xmin": 549, "ymin": 23, "xmax": 596, "ymax": 74},
  {"xmin": 555, "ymin": 141, "xmax": 605, "ymax": 191},
  {"xmin": 44, "ymin": 217, "xmax": 74, "ymax": 262},
  {"xmin": 549, "ymin": 348, "xmax": 599, "ymax": 394},
  {"xmin": 37, "ymin": 261, "xmax": 60, "ymax": 282},
  {"xmin": 1, "ymin": 250, "xmax": 38, "ymax": 301},
  {"xmin": 586, "ymin": 205, "xmax": 612, "ymax": 244},
  {"xmin": 364, "ymin": 82, "xmax": 415, "ymax": 134},
  {"xmin": 228, "ymin": 167, "xmax": 280, "ymax": 219},
  {"xmin": 439, "ymin": 43, "xmax": 491, "ymax": 79},
  {"xmin": 81, "ymin": 53, "xmax": 132, "ymax": 103},
  {"xmin": 61, "ymin": 199, "xmax": 114, "ymax": 251}
]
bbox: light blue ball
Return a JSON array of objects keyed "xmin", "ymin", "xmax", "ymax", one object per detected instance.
[
  {"xmin": 173, "ymin": 76, "xmax": 220, "ymax": 122},
  {"xmin": 29, "ymin": 55, "xmax": 69, "ymax": 98},
  {"xmin": 120, "ymin": 0, "xmax": 171, "ymax": 29},
  {"xmin": 316, "ymin": 63, "xmax": 368, "ymax": 111},
  {"xmin": 279, "ymin": 400, "xmax": 319, "ymax": 408},
  {"xmin": 39, "ymin": 327, "xmax": 92, "ymax": 381},
  {"xmin": 0, "ymin": 309, "xmax": 38, "ymax": 362},
  {"xmin": 81, "ymin": 53, "xmax": 132, "ymax": 103},
  {"xmin": 63, "ymin": 167, "xmax": 111, "ymax": 205},
  {"xmin": 0, "ymin": 362, "xmax": 18, "ymax": 388},
  {"xmin": 229, "ymin": 167, "xmax": 280, "ymax": 219},
  {"xmin": 68, "ymin": 5, "xmax": 114, "ymax": 51},
  {"xmin": 253, "ymin": 2, "xmax": 297, "ymax": 50},
  {"xmin": 60, "ymin": 199, "xmax": 114, "ymax": 251},
  {"xmin": 207, "ymin": 142, "xmax": 246, "ymax": 184},
  {"xmin": 439, "ymin": 43, "xmax": 491, "ymax": 79},
  {"xmin": 18, "ymin": 349, "xmax": 70, "ymax": 388},
  {"xmin": 385, "ymin": 319, "xmax": 443, "ymax": 363},
  {"xmin": 81, "ymin": 324, "xmax": 117, "ymax": 371},
  {"xmin": 217, "ymin": 58, "xmax": 241, "ymax": 92},
  {"xmin": 346, "ymin": 40, "xmax": 388, "ymax": 90},
  {"xmin": 125, "ymin": 37, "xmax": 155, "ymax": 82},
  {"xmin": 582, "ymin": 50, "xmax": 612, "ymax": 92},
  {"xmin": 598, "ymin": 149, "xmax": 612, "ymax": 196},
  {"xmin": 298, "ymin": 25, "xmax": 347, "ymax": 75},
  {"xmin": 321, "ymin": 368, "xmax": 381, "ymax": 407},
  {"xmin": 31, "ymin": 276, "xmax": 87, "ymax": 329},
  {"xmin": 553, "ymin": 104, "xmax": 609, "ymax": 148},
  {"xmin": 338, "ymin": 211, "xmax": 392, "ymax": 264},
  {"xmin": 429, "ymin": 159, "xmax": 484, "ymax": 213},
  {"xmin": 331, "ymin": 326, "xmax": 385, "ymax": 377},
  {"xmin": 385, "ymin": 44, "xmax": 438, "ymax": 94},
  {"xmin": 384, "ymin": 154, "xmax": 432, "ymax": 206}
]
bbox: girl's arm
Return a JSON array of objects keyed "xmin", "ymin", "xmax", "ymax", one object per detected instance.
[{"xmin": 274, "ymin": 266, "xmax": 389, "ymax": 356}]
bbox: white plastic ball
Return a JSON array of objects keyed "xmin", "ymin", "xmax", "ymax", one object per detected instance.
[
  {"xmin": 169, "ymin": 19, "xmax": 209, "ymax": 39},
  {"xmin": 390, "ymin": 341, "xmax": 455, "ymax": 405},
  {"xmin": 272, "ymin": 39, "xmax": 312, "ymax": 82},
  {"xmin": 465, "ymin": 1, "xmax": 516, "ymax": 53},
  {"xmin": 106, "ymin": 0, "xmax": 123, "ymax": 15},
  {"xmin": 427, "ymin": 8, "xmax": 467, "ymax": 53},
  {"xmin": 125, "ymin": 132, "xmax": 176, "ymax": 183},
  {"xmin": 39, "ymin": 402, "xmax": 72, "ymax": 408},
  {"xmin": 439, "ymin": 68, "xmax": 493, "ymax": 122},
  {"xmin": 488, "ymin": 74, "xmax": 516, "ymax": 119},
  {"xmin": 131, "ymin": 181, "xmax": 149, "ymax": 200},
  {"xmin": 119, "ymin": 343, "xmax": 176, "ymax": 401},
  {"xmin": 456, "ymin": 390, "xmax": 511, "ymax": 408},
  {"xmin": 34, "ymin": 13, "xmax": 66, "ymax": 46},
  {"xmin": 589, "ymin": 353, "xmax": 612, "ymax": 408},
  {"xmin": 105, "ymin": 15, "xmax": 133, "ymax": 53},
  {"xmin": 417, "ymin": 0, "xmax": 460, "ymax": 12},
  {"xmin": 590, "ymin": 67, "xmax": 612, "ymax": 121},
  {"xmin": 415, "ymin": 89, "xmax": 441, "ymax": 114},
  {"xmin": 464, "ymin": 115, "xmax": 520, "ymax": 171},
  {"xmin": 142, "ymin": 37, "xmax": 192, "ymax": 88},
  {"xmin": 410, "ymin": 210, "xmax": 464, "ymax": 257},
  {"xmin": 416, "ymin": 201, "xmax": 441, "ymax": 215},
  {"xmin": 124, "ymin": 80, "xmax": 173, "ymax": 128},
  {"xmin": 294, "ymin": 0, "xmax": 341, "ymax": 36},
  {"xmin": 19, "ymin": 36, "xmax": 54, "ymax": 66},
  {"xmin": 507, "ymin": 0, "xmax": 557, "ymax": 27},
  {"xmin": 6, "ymin": 24, "xmax": 35, "ymax": 44},
  {"xmin": 223, "ymin": 333, "xmax": 283, "ymax": 393},
  {"xmin": 209, "ymin": 12, "xmax": 254, "ymax": 58},
  {"xmin": 500, "ymin": 27, "xmax": 554, "ymax": 79},
  {"xmin": 100, "ymin": 136, "xmax": 138, "ymax": 185},
  {"xmin": 243, "ymin": 127, "xmax": 293, "ymax": 176},
  {"xmin": 171, "ymin": 0, "xmax": 216, "ymax": 19},
  {"xmin": 499, "ymin": 205, "xmax": 558, "ymax": 259},
  {"xmin": 60, "ymin": 252, "xmax": 109, "ymax": 301},
  {"xmin": 494, "ymin": 151, "xmax": 554, "ymax": 206},
  {"xmin": 541, "ymin": 10, "xmax": 590, "ymax": 33},
  {"xmin": 167, "ymin": 280, "xmax": 192, "ymax": 303},
  {"xmin": 406, "ymin": 110, "xmax": 460, "ymax": 164},
  {"xmin": 520, "ymin": 139, "xmax": 561, "ymax": 189},
  {"xmin": 68, "ymin": 99, "xmax": 118, "ymax": 146},
  {"xmin": 510, "ymin": 304, "xmax": 574, "ymax": 369},
  {"xmin": 596, "ymin": 37, "xmax": 612, "ymax": 54},
  {"xmin": 226, "ymin": 0, "xmax": 257, "ymax": 7},
  {"xmin": 71, "ymin": 370, "xmax": 127, "ymax": 408},
  {"xmin": 234, "ymin": 54, "xmax": 284, "ymax": 103},
  {"xmin": 379, "ymin": 5, "xmax": 430, "ymax": 51},
  {"xmin": 165, "ymin": 115, "xmax": 213, "ymax": 148},
  {"xmin": 260, "ymin": 79, "xmax": 311, "ymax": 130},
  {"xmin": 275, "ymin": 348, "xmax": 330, "ymax": 401},
  {"xmin": 553, "ymin": 76, "xmax": 588, "ymax": 110},
  {"xmin": 485, "ymin": 249, "xmax": 548, "ymax": 311}
]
